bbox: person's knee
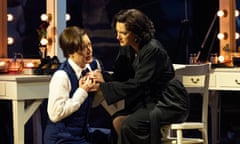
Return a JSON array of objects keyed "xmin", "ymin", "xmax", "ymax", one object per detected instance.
[
  {"xmin": 112, "ymin": 118, "xmax": 120, "ymax": 135},
  {"xmin": 112, "ymin": 116, "xmax": 128, "ymax": 135},
  {"xmin": 112, "ymin": 117, "xmax": 119, "ymax": 130},
  {"xmin": 120, "ymin": 118, "xmax": 133, "ymax": 135}
]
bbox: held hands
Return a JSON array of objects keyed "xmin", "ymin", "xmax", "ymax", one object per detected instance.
[
  {"xmin": 91, "ymin": 70, "xmax": 105, "ymax": 83},
  {"xmin": 88, "ymin": 70, "xmax": 105, "ymax": 91},
  {"xmin": 79, "ymin": 75, "xmax": 97, "ymax": 92},
  {"xmin": 79, "ymin": 70, "xmax": 104, "ymax": 92}
]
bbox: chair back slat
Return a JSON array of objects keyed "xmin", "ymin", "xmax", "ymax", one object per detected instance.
[
  {"xmin": 161, "ymin": 63, "xmax": 211, "ymax": 144},
  {"xmin": 175, "ymin": 64, "xmax": 210, "ymax": 94},
  {"xmin": 175, "ymin": 63, "xmax": 210, "ymax": 123}
]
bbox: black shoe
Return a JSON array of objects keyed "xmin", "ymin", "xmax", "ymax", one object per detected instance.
[
  {"xmin": 43, "ymin": 56, "xmax": 61, "ymax": 75},
  {"xmin": 34, "ymin": 56, "xmax": 51, "ymax": 75}
]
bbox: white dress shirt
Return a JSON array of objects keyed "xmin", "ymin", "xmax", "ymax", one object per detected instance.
[{"xmin": 47, "ymin": 59, "xmax": 91, "ymax": 123}]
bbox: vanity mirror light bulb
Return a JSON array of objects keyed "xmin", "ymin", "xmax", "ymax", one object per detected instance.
[
  {"xmin": 40, "ymin": 38, "xmax": 48, "ymax": 45},
  {"xmin": 40, "ymin": 14, "xmax": 52, "ymax": 21},
  {"xmin": 66, "ymin": 13, "xmax": 71, "ymax": 21},
  {"xmin": 235, "ymin": 10, "xmax": 239, "ymax": 17},
  {"xmin": 40, "ymin": 14, "xmax": 48, "ymax": 21},
  {"xmin": 8, "ymin": 37, "xmax": 14, "ymax": 45},
  {"xmin": 7, "ymin": 14, "xmax": 14, "ymax": 22},
  {"xmin": 236, "ymin": 33, "xmax": 240, "ymax": 39},
  {"xmin": 217, "ymin": 33, "xmax": 227, "ymax": 40},
  {"xmin": 218, "ymin": 56, "xmax": 225, "ymax": 63},
  {"xmin": 217, "ymin": 10, "xmax": 227, "ymax": 17}
]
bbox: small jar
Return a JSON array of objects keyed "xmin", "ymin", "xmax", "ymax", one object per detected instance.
[
  {"xmin": 189, "ymin": 54, "xmax": 194, "ymax": 64},
  {"xmin": 210, "ymin": 53, "xmax": 218, "ymax": 64},
  {"xmin": 193, "ymin": 53, "xmax": 197, "ymax": 64}
]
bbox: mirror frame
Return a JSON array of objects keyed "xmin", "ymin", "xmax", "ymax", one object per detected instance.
[
  {"xmin": 0, "ymin": 0, "xmax": 66, "ymax": 61},
  {"xmin": 1, "ymin": 0, "xmax": 238, "ymax": 62},
  {"xmin": 0, "ymin": 0, "xmax": 7, "ymax": 57},
  {"xmin": 219, "ymin": 0, "xmax": 237, "ymax": 63}
]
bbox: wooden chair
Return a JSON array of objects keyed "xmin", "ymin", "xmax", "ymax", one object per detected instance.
[{"xmin": 161, "ymin": 63, "xmax": 211, "ymax": 144}]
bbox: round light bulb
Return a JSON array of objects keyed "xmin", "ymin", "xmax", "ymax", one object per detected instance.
[
  {"xmin": 218, "ymin": 56, "xmax": 225, "ymax": 63},
  {"xmin": 40, "ymin": 14, "xmax": 48, "ymax": 21},
  {"xmin": 236, "ymin": 33, "xmax": 240, "ymax": 39},
  {"xmin": 217, "ymin": 33, "xmax": 226, "ymax": 40},
  {"xmin": 66, "ymin": 13, "xmax": 71, "ymax": 21},
  {"xmin": 7, "ymin": 14, "xmax": 14, "ymax": 22},
  {"xmin": 8, "ymin": 37, "xmax": 14, "ymax": 45},
  {"xmin": 235, "ymin": 10, "xmax": 239, "ymax": 17},
  {"xmin": 217, "ymin": 10, "xmax": 226, "ymax": 17},
  {"xmin": 40, "ymin": 38, "xmax": 48, "ymax": 45}
]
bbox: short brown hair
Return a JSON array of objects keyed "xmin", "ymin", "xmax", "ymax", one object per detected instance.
[{"xmin": 59, "ymin": 26, "xmax": 87, "ymax": 58}]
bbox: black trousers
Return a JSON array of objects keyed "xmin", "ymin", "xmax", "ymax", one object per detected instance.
[
  {"xmin": 116, "ymin": 103, "xmax": 188, "ymax": 144},
  {"xmin": 118, "ymin": 107, "xmax": 151, "ymax": 144}
]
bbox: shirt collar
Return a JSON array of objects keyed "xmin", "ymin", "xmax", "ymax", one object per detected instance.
[{"xmin": 68, "ymin": 58, "xmax": 85, "ymax": 79}]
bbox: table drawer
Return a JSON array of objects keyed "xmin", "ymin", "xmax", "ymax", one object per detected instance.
[
  {"xmin": 0, "ymin": 82, "xmax": 6, "ymax": 96},
  {"xmin": 182, "ymin": 75, "xmax": 205, "ymax": 87},
  {"xmin": 216, "ymin": 74, "xmax": 240, "ymax": 88},
  {"xmin": 209, "ymin": 74, "xmax": 216, "ymax": 87}
]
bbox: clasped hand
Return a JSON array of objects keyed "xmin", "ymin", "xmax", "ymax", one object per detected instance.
[{"xmin": 79, "ymin": 70, "xmax": 104, "ymax": 92}]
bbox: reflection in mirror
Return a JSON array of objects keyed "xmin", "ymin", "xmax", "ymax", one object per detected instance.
[
  {"xmin": 237, "ymin": 0, "xmax": 240, "ymax": 50},
  {"xmin": 7, "ymin": 0, "xmax": 25, "ymax": 58},
  {"xmin": 7, "ymin": 0, "xmax": 46, "ymax": 58},
  {"xmin": 5, "ymin": 0, "xmax": 239, "ymax": 61}
]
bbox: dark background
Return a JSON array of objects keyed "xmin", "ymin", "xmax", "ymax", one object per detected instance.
[
  {"xmin": 4, "ymin": 0, "xmax": 240, "ymax": 144},
  {"xmin": 7, "ymin": 0, "xmax": 221, "ymax": 70}
]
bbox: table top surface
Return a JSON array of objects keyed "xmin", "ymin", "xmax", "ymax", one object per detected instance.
[
  {"xmin": 0, "ymin": 74, "xmax": 51, "ymax": 82},
  {"xmin": 174, "ymin": 64, "xmax": 240, "ymax": 72},
  {"xmin": 211, "ymin": 67, "xmax": 240, "ymax": 72}
]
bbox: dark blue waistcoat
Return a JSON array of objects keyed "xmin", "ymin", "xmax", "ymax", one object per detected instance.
[
  {"xmin": 44, "ymin": 60, "xmax": 97, "ymax": 144},
  {"xmin": 58, "ymin": 60, "xmax": 92, "ymax": 130}
]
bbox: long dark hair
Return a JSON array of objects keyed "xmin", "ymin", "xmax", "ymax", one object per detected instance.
[{"xmin": 112, "ymin": 9, "xmax": 155, "ymax": 46}]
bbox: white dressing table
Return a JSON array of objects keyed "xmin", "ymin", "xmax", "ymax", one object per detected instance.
[
  {"xmin": 1, "ymin": 67, "xmax": 240, "ymax": 144},
  {"xmin": 174, "ymin": 64, "xmax": 240, "ymax": 144},
  {"xmin": 0, "ymin": 74, "xmax": 51, "ymax": 144},
  {"xmin": 209, "ymin": 67, "xmax": 240, "ymax": 144}
]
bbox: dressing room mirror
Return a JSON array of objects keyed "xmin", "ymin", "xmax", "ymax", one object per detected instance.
[
  {"xmin": 236, "ymin": 1, "xmax": 240, "ymax": 51},
  {"xmin": 7, "ymin": 0, "xmax": 46, "ymax": 58},
  {"xmin": 1, "ymin": 0, "xmax": 239, "ymax": 59},
  {"xmin": 6, "ymin": 0, "xmax": 79, "ymax": 59}
]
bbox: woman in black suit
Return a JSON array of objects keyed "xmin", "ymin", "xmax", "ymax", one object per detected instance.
[{"xmin": 93, "ymin": 9, "xmax": 190, "ymax": 144}]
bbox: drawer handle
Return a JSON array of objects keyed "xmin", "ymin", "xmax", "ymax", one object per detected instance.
[
  {"xmin": 191, "ymin": 78, "xmax": 200, "ymax": 84},
  {"xmin": 235, "ymin": 79, "xmax": 240, "ymax": 85}
]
